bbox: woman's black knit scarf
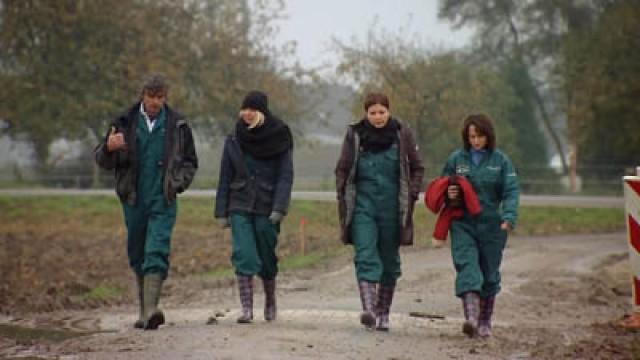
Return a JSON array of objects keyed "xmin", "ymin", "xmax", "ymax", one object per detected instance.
[
  {"xmin": 235, "ymin": 113, "xmax": 293, "ymax": 159},
  {"xmin": 355, "ymin": 117, "xmax": 399, "ymax": 153}
]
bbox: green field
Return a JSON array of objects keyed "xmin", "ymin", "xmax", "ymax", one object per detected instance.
[
  {"xmin": 0, "ymin": 196, "xmax": 626, "ymax": 313},
  {"xmin": 0, "ymin": 196, "xmax": 625, "ymax": 234}
]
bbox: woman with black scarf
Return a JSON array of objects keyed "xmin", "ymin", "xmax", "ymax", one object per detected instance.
[
  {"xmin": 214, "ymin": 90, "xmax": 294, "ymax": 324},
  {"xmin": 335, "ymin": 93, "xmax": 424, "ymax": 331}
]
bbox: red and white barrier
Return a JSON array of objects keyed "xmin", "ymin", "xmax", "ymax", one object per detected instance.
[{"xmin": 622, "ymin": 176, "xmax": 640, "ymax": 327}]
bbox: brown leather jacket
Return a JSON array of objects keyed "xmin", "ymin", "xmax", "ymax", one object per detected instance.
[{"xmin": 335, "ymin": 119, "xmax": 424, "ymax": 245}]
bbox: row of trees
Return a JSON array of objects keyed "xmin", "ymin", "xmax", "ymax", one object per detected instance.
[
  {"xmin": 0, "ymin": 0, "xmax": 312, "ymax": 177},
  {"xmin": 336, "ymin": 0, "xmax": 639, "ymax": 191},
  {"xmin": 2, "ymin": 0, "xmax": 637, "ymax": 192},
  {"xmin": 438, "ymin": 0, "xmax": 640, "ymax": 189},
  {"xmin": 334, "ymin": 31, "xmax": 548, "ymax": 182}
]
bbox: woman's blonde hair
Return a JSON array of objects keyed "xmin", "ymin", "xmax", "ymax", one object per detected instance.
[{"xmin": 238, "ymin": 109, "xmax": 265, "ymax": 129}]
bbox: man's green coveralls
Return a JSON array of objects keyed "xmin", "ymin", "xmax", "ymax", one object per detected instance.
[{"xmin": 123, "ymin": 109, "xmax": 177, "ymax": 279}]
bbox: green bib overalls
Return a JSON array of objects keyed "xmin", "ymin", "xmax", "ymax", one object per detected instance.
[
  {"xmin": 123, "ymin": 109, "xmax": 177, "ymax": 279},
  {"xmin": 351, "ymin": 145, "xmax": 402, "ymax": 286}
]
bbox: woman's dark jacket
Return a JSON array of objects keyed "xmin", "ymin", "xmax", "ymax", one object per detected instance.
[
  {"xmin": 214, "ymin": 128, "xmax": 294, "ymax": 218},
  {"xmin": 94, "ymin": 102, "xmax": 198, "ymax": 205},
  {"xmin": 335, "ymin": 119, "xmax": 424, "ymax": 245}
]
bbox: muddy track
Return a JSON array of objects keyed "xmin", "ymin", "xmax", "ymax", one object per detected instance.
[{"xmin": 1, "ymin": 233, "xmax": 638, "ymax": 359}]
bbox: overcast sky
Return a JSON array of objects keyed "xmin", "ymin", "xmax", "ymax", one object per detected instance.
[{"xmin": 273, "ymin": 0, "xmax": 473, "ymax": 71}]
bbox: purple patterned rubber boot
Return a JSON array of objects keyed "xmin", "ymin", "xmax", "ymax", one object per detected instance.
[
  {"xmin": 461, "ymin": 292, "xmax": 480, "ymax": 337},
  {"xmin": 358, "ymin": 281, "xmax": 377, "ymax": 329},
  {"xmin": 236, "ymin": 275, "xmax": 254, "ymax": 324},
  {"xmin": 478, "ymin": 296, "xmax": 495, "ymax": 337},
  {"xmin": 376, "ymin": 285, "xmax": 395, "ymax": 331}
]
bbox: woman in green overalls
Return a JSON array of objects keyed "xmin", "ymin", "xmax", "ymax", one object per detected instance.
[
  {"xmin": 335, "ymin": 93, "xmax": 424, "ymax": 331},
  {"xmin": 443, "ymin": 114, "xmax": 519, "ymax": 338}
]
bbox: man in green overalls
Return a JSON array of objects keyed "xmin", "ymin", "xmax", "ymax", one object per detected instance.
[{"xmin": 95, "ymin": 74, "xmax": 198, "ymax": 330}]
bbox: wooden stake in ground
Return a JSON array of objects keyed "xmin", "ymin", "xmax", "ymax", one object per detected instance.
[{"xmin": 299, "ymin": 217, "xmax": 306, "ymax": 256}]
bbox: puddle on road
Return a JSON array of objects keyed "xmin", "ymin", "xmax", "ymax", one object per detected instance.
[{"xmin": 0, "ymin": 323, "xmax": 91, "ymax": 343}]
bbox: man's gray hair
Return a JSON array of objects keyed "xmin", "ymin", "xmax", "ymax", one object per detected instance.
[{"xmin": 141, "ymin": 73, "xmax": 169, "ymax": 95}]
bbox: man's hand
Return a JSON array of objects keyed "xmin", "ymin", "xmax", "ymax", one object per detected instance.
[
  {"xmin": 107, "ymin": 126, "xmax": 127, "ymax": 152},
  {"xmin": 216, "ymin": 217, "xmax": 230, "ymax": 228},
  {"xmin": 268, "ymin": 211, "xmax": 284, "ymax": 224},
  {"xmin": 501, "ymin": 221, "xmax": 513, "ymax": 233}
]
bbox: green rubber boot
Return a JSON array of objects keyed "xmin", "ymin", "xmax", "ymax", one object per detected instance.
[
  {"xmin": 143, "ymin": 274, "xmax": 165, "ymax": 330},
  {"xmin": 134, "ymin": 274, "xmax": 144, "ymax": 329}
]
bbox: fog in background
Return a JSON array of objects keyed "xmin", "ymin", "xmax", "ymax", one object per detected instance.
[{"xmin": 1, "ymin": 0, "xmax": 638, "ymax": 194}]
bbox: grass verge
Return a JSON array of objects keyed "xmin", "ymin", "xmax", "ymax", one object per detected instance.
[
  {"xmin": 0, "ymin": 195, "xmax": 626, "ymax": 313},
  {"xmin": 83, "ymin": 286, "xmax": 125, "ymax": 301}
]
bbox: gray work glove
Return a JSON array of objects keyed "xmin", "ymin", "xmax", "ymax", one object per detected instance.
[
  {"xmin": 216, "ymin": 217, "xmax": 230, "ymax": 228},
  {"xmin": 268, "ymin": 211, "xmax": 284, "ymax": 224}
]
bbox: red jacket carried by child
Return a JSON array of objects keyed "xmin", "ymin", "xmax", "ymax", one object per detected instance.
[{"xmin": 424, "ymin": 175, "xmax": 482, "ymax": 242}]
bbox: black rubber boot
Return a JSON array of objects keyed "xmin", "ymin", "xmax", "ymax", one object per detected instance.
[{"xmin": 263, "ymin": 278, "xmax": 277, "ymax": 321}]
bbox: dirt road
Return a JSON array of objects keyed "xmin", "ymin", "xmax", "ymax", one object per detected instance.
[{"xmin": 1, "ymin": 233, "xmax": 638, "ymax": 359}]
